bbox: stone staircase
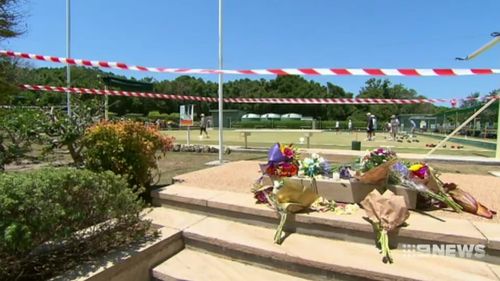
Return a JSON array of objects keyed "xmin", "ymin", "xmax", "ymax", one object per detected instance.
[{"xmin": 146, "ymin": 161, "xmax": 500, "ymax": 281}]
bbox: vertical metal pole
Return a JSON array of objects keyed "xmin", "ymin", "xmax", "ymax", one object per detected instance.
[
  {"xmin": 496, "ymin": 93, "xmax": 500, "ymax": 158},
  {"xmin": 104, "ymin": 85, "xmax": 108, "ymax": 120},
  {"xmin": 218, "ymin": 0, "xmax": 224, "ymax": 164},
  {"xmin": 66, "ymin": 0, "xmax": 71, "ymax": 116}
]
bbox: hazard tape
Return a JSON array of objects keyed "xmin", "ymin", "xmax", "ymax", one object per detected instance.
[
  {"xmin": 19, "ymin": 84, "xmax": 498, "ymax": 105},
  {"xmin": 3, "ymin": 50, "xmax": 500, "ymax": 76}
]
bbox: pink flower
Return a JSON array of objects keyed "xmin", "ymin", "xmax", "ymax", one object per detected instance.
[
  {"xmin": 283, "ymin": 147, "xmax": 294, "ymax": 159},
  {"xmin": 411, "ymin": 164, "xmax": 428, "ymax": 179},
  {"xmin": 254, "ymin": 187, "xmax": 272, "ymax": 204}
]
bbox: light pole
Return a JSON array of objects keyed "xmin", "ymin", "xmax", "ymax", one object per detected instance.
[
  {"xmin": 66, "ymin": 0, "xmax": 71, "ymax": 116},
  {"xmin": 218, "ymin": 0, "xmax": 224, "ymax": 164}
]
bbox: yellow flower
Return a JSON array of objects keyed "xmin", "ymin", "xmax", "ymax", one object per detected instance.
[{"xmin": 409, "ymin": 163, "xmax": 424, "ymax": 172}]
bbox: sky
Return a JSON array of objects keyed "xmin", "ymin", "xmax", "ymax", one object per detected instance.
[{"xmin": 2, "ymin": 0, "xmax": 500, "ymax": 101}]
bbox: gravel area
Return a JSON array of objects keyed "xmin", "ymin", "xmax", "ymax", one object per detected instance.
[{"xmin": 173, "ymin": 160, "xmax": 500, "ymax": 223}]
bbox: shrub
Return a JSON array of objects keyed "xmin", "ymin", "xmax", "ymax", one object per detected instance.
[
  {"xmin": 167, "ymin": 112, "xmax": 180, "ymax": 121},
  {"xmin": 83, "ymin": 121, "xmax": 175, "ymax": 189},
  {"xmin": 43, "ymin": 99, "xmax": 102, "ymax": 165},
  {"xmin": 0, "ymin": 108, "xmax": 48, "ymax": 167},
  {"xmin": 123, "ymin": 113, "xmax": 145, "ymax": 122},
  {"xmin": 0, "ymin": 168, "xmax": 153, "ymax": 281}
]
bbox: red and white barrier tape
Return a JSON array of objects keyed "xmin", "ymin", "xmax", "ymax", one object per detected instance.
[
  {"xmin": 4, "ymin": 50, "xmax": 500, "ymax": 76},
  {"xmin": 20, "ymin": 84, "xmax": 498, "ymax": 105}
]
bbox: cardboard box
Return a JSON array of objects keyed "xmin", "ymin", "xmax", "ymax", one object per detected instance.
[
  {"xmin": 387, "ymin": 184, "xmax": 417, "ymax": 210},
  {"xmin": 261, "ymin": 175, "xmax": 417, "ymax": 209}
]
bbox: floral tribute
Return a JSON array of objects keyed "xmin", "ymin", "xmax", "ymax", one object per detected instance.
[
  {"xmin": 392, "ymin": 162, "xmax": 462, "ymax": 212},
  {"xmin": 354, "ymin": 147, "xmax": 496, "ymax": 263},
  {"xmin": 357, "ymin": 147, "xmax": 397, "ymax": 172},
  {"xmin": 298, "ymin": 153, "xmax": 331, "ymax": 178},
  {"xmin": 392, "ymin": 161, "xmax": 496, "ymax": 218},
  {"xmin": 360, "ymin": 189, "xmax": 410, "ymax": 264},
  {"xmin": 253, "ymin": 143, "xmax": 357, "ymax": 244},
  {"xmin": 260, "ymin": 143, "xmax": 299, "ymax": 178},
  {"xmin": 355, "ymin": 148, "xmax": 398, "ymax": 185}
]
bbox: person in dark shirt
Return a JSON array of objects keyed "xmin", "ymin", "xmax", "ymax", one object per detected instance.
[
  {"xmin": 366, "ymin": 112, "xmax": 374, "ymax": 141},
  {"xmin": 200, "ymin": 113, "xmax": 209, "ymax": 138}
]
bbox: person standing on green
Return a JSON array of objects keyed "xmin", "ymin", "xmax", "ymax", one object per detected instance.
[
  {"xmin": 200, "ymin": 113, "xmax": 209, "ymax": 139},
  {"xmin": 390, "ymin": 115, "xmax": 400, "ymax": 141}
]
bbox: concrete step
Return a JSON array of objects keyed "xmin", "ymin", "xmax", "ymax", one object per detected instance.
[
  {"xmin": 152, "ymin": 248, "xmax": 309, "ymax": 281},
  {"xmin": 183, "ymin": 216, "xmax": 500, "ymax": 281},
  {"xmin": 151, "ymin": 184, "xmax": 500, "ymax": 264}
]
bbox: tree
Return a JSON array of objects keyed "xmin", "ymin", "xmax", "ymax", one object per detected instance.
[
  {"xmin": 356, "ymin": 79, "xmax": 437, "ymax": 123},
  {"xmin": 0, "ymin": 108, "xmax": 47, "ymax": 169},
  {"xmin": 460, "ymin": 92, "xmax": 481, "ymax": 109},
  {"xmin": 0, "ymin": 0, "xmax": 25, "ymax": 40},
  {"xmin": 44, "ymin": 97, "xmax": 103, "ymax": 165}
]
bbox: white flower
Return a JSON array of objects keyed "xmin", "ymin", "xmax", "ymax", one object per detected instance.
[
  {"xmin": 311, "ymin": 153, "xmax": 320, "ymax": 160},
  {"xmin": 272, "ymin": 180, "xmax": 283, "ymax": 194},
  {"xmin": 304, "ymin": 158, "xmax": 314, "ymax": 166}
]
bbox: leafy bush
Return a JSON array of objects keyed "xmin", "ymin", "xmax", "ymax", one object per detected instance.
[
  {"xmin": 0, "ymin": 168, "xmax": 153, "ymax": 281},
  {"xmin": 167, "ymin": 112, "xmax": 180, "ymax": 121},
  {"xmin": 43, "ymin": 99, "xmax": 103, "ymax": 165},
  {"xmin": 147, "ymin": 111, "xmax": 169, "ymax": 122},
  {"xmin": 0, "ymin": 108, "xmax": 48, "ymax": 167},
  {"xmin": 123, "ymin": 113, "xmax": 146, "ymax": 122},
  {"xmin": 83, "ymin": 121, "xmax": 175, "ymax": 189}
]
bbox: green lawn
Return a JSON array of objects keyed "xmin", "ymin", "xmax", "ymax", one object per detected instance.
[{"xmin": 162, "ymin": 129, "xmax": 495, "ymax": 157}]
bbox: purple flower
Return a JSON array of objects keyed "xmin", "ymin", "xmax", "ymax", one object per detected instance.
[
  {"xmin": 392, "ymin": 162, "xmax": 409, "ymax": 178},
  {"xmin": 339, "ymin": 166, "xmax": 352, "ymax": 179},
  {"xmin": 268, "ymin": 143, "xmax": 286, "ymax": 163}
]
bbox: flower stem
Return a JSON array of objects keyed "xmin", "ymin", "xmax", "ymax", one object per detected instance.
[
  {"xmin": 426, "ymin": 190, "xmax": 463, "ymax": 213},
  {"xmin": 379, "ymin": 229, "xmax": 393, "ymax": 264},
  {"xmin": 274, "ymin": 211, "xmax": 288, "ymax": 244}
]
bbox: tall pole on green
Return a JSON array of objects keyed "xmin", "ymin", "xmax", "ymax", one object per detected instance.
[
  {"xmin": 218, "ymin": 0, "xmax": 224, "ymax": 164},
  {"xmin": 496, "ymin": 92, "xmax": 500, "ymax": 159},
  {"xmin": 66, "ymin": 0, "xmax": 71, "ymax": 116}
]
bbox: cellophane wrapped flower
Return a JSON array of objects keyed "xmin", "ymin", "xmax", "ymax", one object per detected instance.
[
  {"xmin": 357, "ymin": 148, "xmax": 397, "ymax": 173},
  {"xmin": 299, "ymin": 153, "xmax": 331, "ymax": 178},
  {"xmin": 391, "ymin": 162, "xmax": 462, "ymax": 212},
  {"xmin": 261, "ymin": 143, "xmax": 300, "ymax": 178}
]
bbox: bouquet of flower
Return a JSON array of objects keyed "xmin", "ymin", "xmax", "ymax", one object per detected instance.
[
  {"xmin": 260, "ymin": 143, "xmax": 299, "ymax": 178},
  {"xmin": 361, "ymin": 189, "xmax": 410, "ymax": 264},
  {"xmin": 298, "ymin": 153, "xmax": 331, "ymax": 178},
  {"xmin": 445, "ymin": 183, "xmax": 496, "ymax": 219},
  {"xmin": 357, "ymin": 148, "xmax": 397, "ymax": 173},
  {"xmin": 392, "ymin": 162, "xmax": 462, "ymax": 212}
]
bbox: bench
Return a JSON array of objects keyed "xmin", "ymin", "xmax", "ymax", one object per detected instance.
[{"xmin": 235, "ymin": 129, "xmax": 324, "ymax": 149}]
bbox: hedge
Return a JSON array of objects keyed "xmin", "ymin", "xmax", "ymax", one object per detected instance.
[{"xmin": 0, "ymin": 168, "xmax": 153, "ymax": 281}]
